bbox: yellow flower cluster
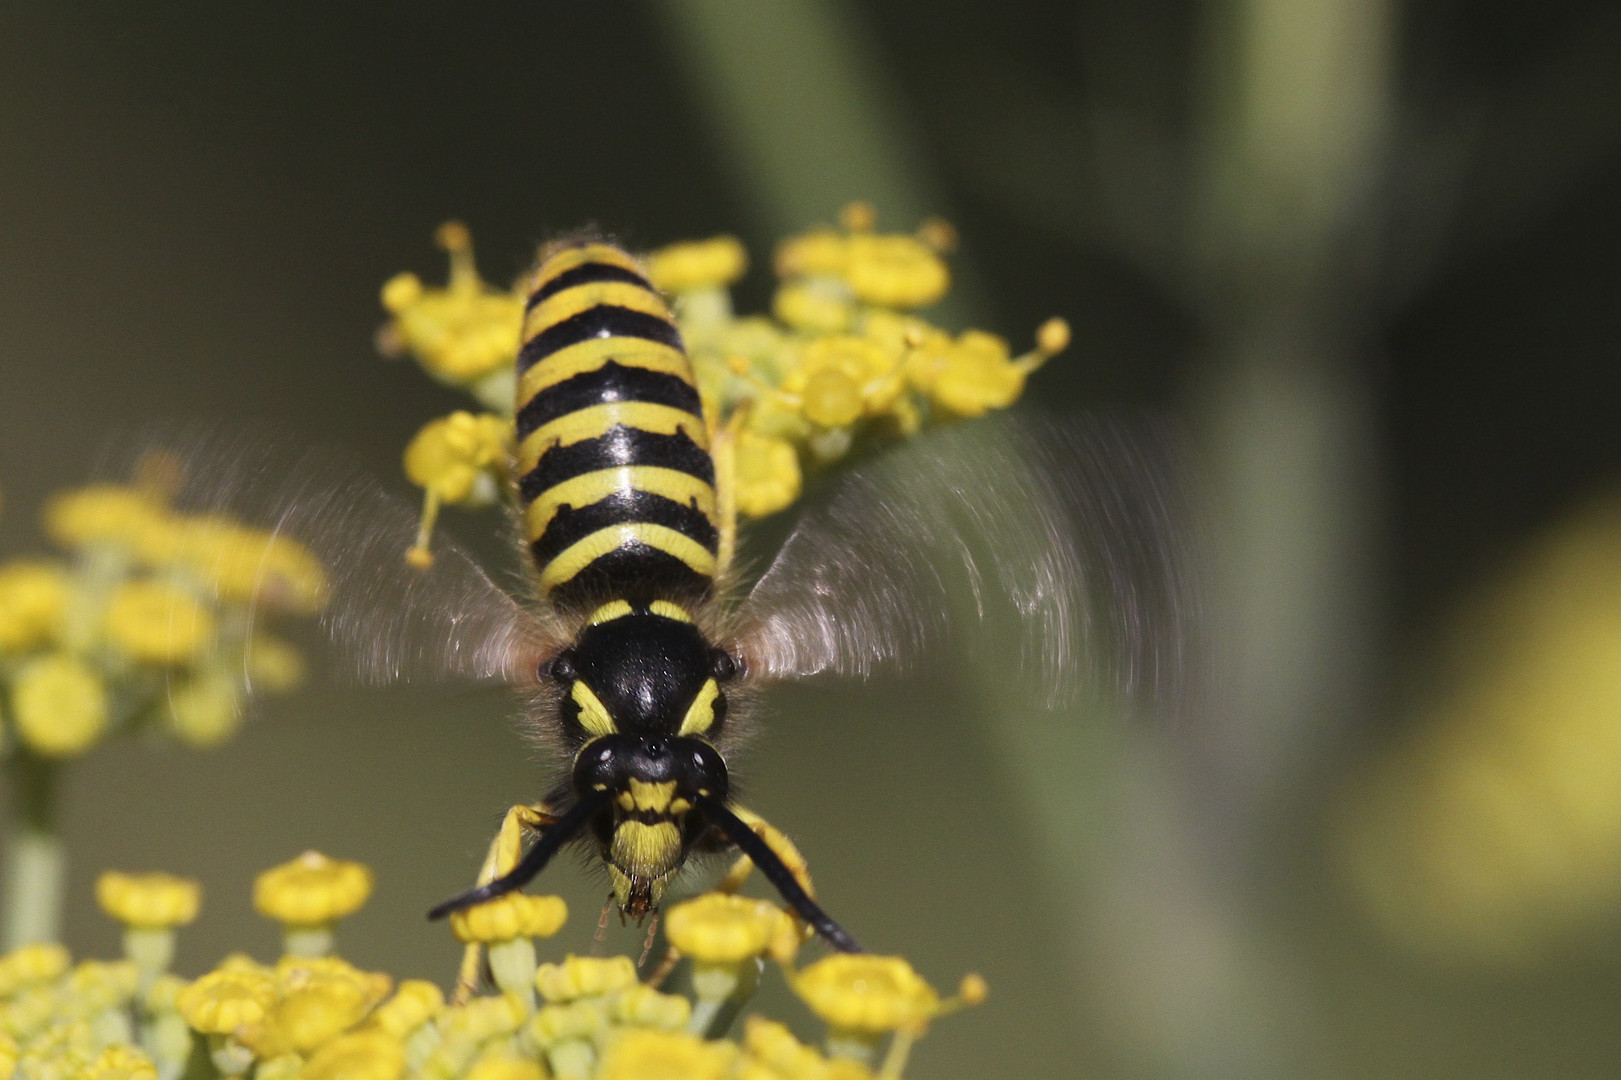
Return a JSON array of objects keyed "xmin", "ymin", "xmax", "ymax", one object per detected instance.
[
  {"xmin": 1337, "ymin": 494, "xmax": 1621, "ymax": 960},
  {"xmin": 0, "ymin": 470, "xmax": 325, "ymax": 755},
  {"xmin": 0, "ymin": 470, "xmax": 324, "ymax": 759},
  {"xmin": 377, "ymin": 204, "xmax": 1068, "ymax": 553},
  {"xmin": 5, "ymin": 856, "xmax": 980, "ymax": 1080}
]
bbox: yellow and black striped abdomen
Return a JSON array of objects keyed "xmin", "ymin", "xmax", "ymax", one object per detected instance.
[{"xmin": 515, "ymin": 242, "xmax": 718, "ymax": 609}]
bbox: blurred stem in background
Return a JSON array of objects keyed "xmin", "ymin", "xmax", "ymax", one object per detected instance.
[
  {"xmin": 656, "ymin": 0, "xmax": 1392, "ymax": 1077},
  {"xmin": 4, "ymin": 752, "xmax": 64, "ymax": 948}
]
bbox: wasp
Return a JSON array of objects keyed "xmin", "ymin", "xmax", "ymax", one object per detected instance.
[{"xmin": 193, "ymin": 236, "xmax": 1195, "ymax": 960}]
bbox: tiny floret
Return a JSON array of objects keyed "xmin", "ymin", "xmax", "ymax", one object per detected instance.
[
  {"xmin": 74, "ymin": 1045, "xmax": 157, "ymax": 1080},
  {"xmin": 11, "ymin": 653, "xmax": 108, "ymax": 758},
  {"xmin": 175, "ymin": 967, "xmax": 277, "ymax": 1034},
  {"xmin": 648, "ymin": 236, "xmax": 748, "ymax": 293},
  {"xmin": 448, "ymin": 893, "xmax": 567, "ymax": 944},
  {"xmin": 0, "ymin": 943, "xmax": 71, "ymax": 996},
  {"xmin": 102, "ymin": 580, "xmax": 214, "ymax": 664},
  {"xmin": 0, "ymin": 560, "xmax": 68, "ymax": 650},
  {"xmin": 791, "ymin": 955, "xmax": 940, "ymax": 1034},
  {"xmin": 369, "ymin": 979, "xmax": 444, "ymax": 1038},
  {"xmin": 596, "ymin": 1029, "xmax": 736, "ymax": 1080},
  {"xmin": 95, "ymin": 871, "xmax": 201, "ymax": 929},
  {"xmin": 665, "ymin": 894, "xmax": 790, "ymax": 964},
  {"xmin": 533, "ymin": 955, "xmax": 637, "ymax": 1003},
  {"xmin": 253, "ymin": 851, "xmax": 373, "ymax": 926},
  {"xmin": 299, "ymin": 1028, "xmax": 406, "ymax": 1080}
]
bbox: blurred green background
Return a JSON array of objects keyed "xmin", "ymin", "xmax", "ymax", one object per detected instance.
[{"xmin": 4, "ymin": 2, "xmax": 1621, "ymax": 1078}]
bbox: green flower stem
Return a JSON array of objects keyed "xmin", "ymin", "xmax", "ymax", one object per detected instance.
[{"xmin": 4, "ymin": 750, "xmax": 64, "ymax": 949}]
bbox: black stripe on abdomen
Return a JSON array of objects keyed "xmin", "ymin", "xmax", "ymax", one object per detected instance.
[
  {"xmin": 519, "ymin": 426, "xmax": 715, "ymax": 501},
  {"xmin": 545, "ymin": 543, "xmax": 714, "ymax": 609},
  {"xmin": 518, "ymin": 306, "xmax": 684, "ymax": 373},
  {"xmin": 516, "ymin": 361, "xmax": 703, "ymax": 440},
  {"xmin": 527, "ymin": 263, "xmax": 655, "ymax": 312},
  {"xmin": 529, "ymin": 489, "xmax": 719, "ymax": 568}
]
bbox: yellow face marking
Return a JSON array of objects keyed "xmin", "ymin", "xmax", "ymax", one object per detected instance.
[
  {"xmin": 517, "ymin": 402, "xmax": 708, "ymax": 474},
  {"xmin": 529, "ymin": 244, "xmax": 645, "ymax": 293},
  {"xmin": 570, "ymin": 681, "xmax": 616, "ymax": 738},
  {"xmin": 523, "ymin": 281, "xmax": 673, "ymax": 342},
  {"xmin": 518, "ymin": 339, "xmax": 691, "ymax": 401},
  {"xmin": 586, "ymin": 599, "xmax": 635, "ymax": 625},
  {"xmin": 524, "ymin": 467, "xmax": 716, "ymax": 542},
  {"xmin": 626, "ymin": 779, "xmax": 677, "ymax": 814},
  {"xmin": 648, "ymin": 600, "xmax": 692, "ymax": 623},
  {"xmin": 678, "ymin": 678, "xmax": 721, "ymax": 737},
  {"xmin": 610, "ymin": 820, "xmax": 683, "ymax": 879},
  {"xmin": 538, "ymin": 523, "xmax": 718, "ymax": 591}
]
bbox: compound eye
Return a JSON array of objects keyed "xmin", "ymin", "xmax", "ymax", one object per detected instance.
[
  {"xmin": 547, "ymin": 650, "xmax": 578, "ymax": 684},
  {"xmin": 709, "ymin": 648, "xmax": 739, "ymax": 682}
]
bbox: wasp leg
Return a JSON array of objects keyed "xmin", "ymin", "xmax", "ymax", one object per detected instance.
[
  {"xmin": 442, "ymin": 799, "xmax": 570, "ymax": 1003},
  {"xmin": 699, "ymin": 797, "xmax": 862, "ymax": 953}
]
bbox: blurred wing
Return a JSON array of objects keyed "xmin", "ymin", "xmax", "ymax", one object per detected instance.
[
  {"xmin": 123, "ymin": 427, "xmax": 560, "ymax": 687},
  {"xmin": 731, "ymin": 414, "xmax": 1203, "ymax": 712}
]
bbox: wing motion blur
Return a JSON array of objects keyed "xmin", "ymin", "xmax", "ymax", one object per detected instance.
[
  {"xmin": 731, "ymin": 414, "xmax": 1204, "ymax": 713},
  {"xmin": 118, "ymin": 427, "xmax": 561, "ymax": 689}
]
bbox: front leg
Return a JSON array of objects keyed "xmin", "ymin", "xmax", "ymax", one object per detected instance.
[{"xmin": 449, "ymin": 800, "xmax": 563, "ymax": 1002}]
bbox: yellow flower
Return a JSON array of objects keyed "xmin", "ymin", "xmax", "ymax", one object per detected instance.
[
  {"xmin": 739, "ymin": 1017, "xmax": 832, "ymax": 1080},
  {"xmin": 784, "ymin": 336, "xmax": 903, "ymax": 427},
  {"xmin": 11, "ymin": 652, "xmax": 109, "ymax": 757},
  {"xmin": 790, "ymin": 956, "xmax": 939, "ymax": 1034},
  {"xmin": 380, "ymin": 224, "xmax": 523, "ymax": 384},
  {"xmin": 246, "ymin": 634, "xmax": 306, "ymax": 693},
  {"xmin": 254, "ymin": 852, "xmax": 373, "ymax": 927},
  {"xmin": 774, "ymin": 229, "xmax": 849, "ymax": 279},
  {"xmin": 463, "ymin": 1056, "xmax": 545, "ymax": 1080},
  {"xmin": 102, "ymin": 580, "xmax": 214, "ymax": 664},
  {"xmin": 608, "ymin": 984, "xmax": 690, "ymax": 1031},
  {"xmin": 0, "ymin": 561, "xmax": 68, "ymax": 651},
  {"xmin": 733, "ymin": 432, "xmax": 801, "ymax": 519},
  {"xmin": 171, "ymin": 517, "xmax": 327, "ymax": 613},
  {"xmin": 597, "ymin": 1029, "xmax": 736, "ymax": 1080},
  {"xmin": 665, "ymin": 895, "xmax": 789, "ymax": 964},
  {"xmin": 842, "ymin": 234, "xmax": 949, "ymax": 309},
  {"xmin": 95, "ymin": 872, "xmax": 200, "ymax": 929},
  {"xmin": 300, "ymin": 1028, "xmax": 406, "ymax": 1080},
  {"xmin": 73, "ymin": 1045, "xmax": 156, "ymax": 1080},
  {"xmin": 163, "ymin": 670, "xmax": 244, "ymax": 748},
  {"xmin": 368, "ymin": 980, "xmax": 443, "ymax": 1039},
  {"xmin": 0, "ymin": 943, "xmax": 71, "ymax": 996},
  {"xmin": 0, "ymin": 1031, "xmax": 15, "ymax": 1080},
  {"xmin": 648, "ymin": 237, "xmax": 748, "ymax": 293},
  {"xmin": 402, "ymin": 412, "xmax": 509, "ymax": 505},
  {"xmin": 247, "ymin": 956, "xmax": 389, "ymax": 1055},
  {"xmin": 43, "ymin": 486, "xmax": 168, "ymax": 552},
  {"xmin": 176, "ymin": 968, "xmax": 277, "ymax": 1034},
  {"xmin": 533, "ymin": 956, "xmax": 636, "ymax": 1003},
  {"xmin": 65, "ymin": 959, "xmax": 140, "ymax": 1012},
  {"xmin": 905, "ymin": 321, "xmax": 1067, "ymax": 418},
  {"xmin": 771, "ymin": 281, "xmax": 853, "ymax": 334},
  {"xmin": 448, "ymin": 893, "xmax": 566, "ymax": 945}
]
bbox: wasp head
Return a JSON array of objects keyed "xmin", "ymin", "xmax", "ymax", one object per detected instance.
[{"xmin": 548, "ymin": 607, "xmax": 739, "ymax": 915}]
